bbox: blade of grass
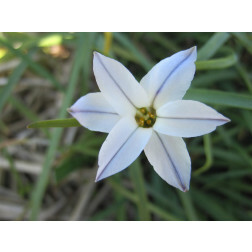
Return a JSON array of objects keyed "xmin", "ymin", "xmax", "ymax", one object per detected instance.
[
  {"xmin": 29, "ymin": 33, "xmax": 86, "ymax": 220},
  {"xmin": 231, "ymin": 32, "xmax": 252, "ymax": 54},
  {"xmin": 129, "ymin": 159, "xmax": 151, "ymax": 221},
  {"xmin": 113, "ymin": 32, "xmax": 153, "ymax": 71},
  {"xmin": 194, "ymin": 134, "xmax": 213, "ymax": 175},
  {"xmin": 192, "ymin": 69, "xmax": 237, "ymax": 88},
  {"xmin": 197, "ymin": 32, "xmax": 230, "ymax": 60},
  {"xmin": 0, "ymin": 56, "xmax": 29, "ymax": 112},
  {"xmin": 217, "ymin": 127, "xmax": 252, "ymax": 167},
  {"xmin": 81, "ymin": 32, "xmax": 96, "ymax": 94},
  {"xmin": 185, "ymin": 88, "xmax": 252, "ymax": 110},
  {"xmin": 177, "ymin": 191, "xmax": 198, "ymax": 221},
  {"xmin": 108, "ymin": 179, "xmax": 180, "ymax": 221},
  {"xmin": 146, "ymin": 184, "xmax": 185, "ymax": 218},
  {"xmin": 236, "ymin": 63, "xmax": 252, "ymax": 93},
  {"xmin": 192, "ymin": 188, "xmax": 236, "ymax": 220},
  {"xmin": 196, "ymin": 50, "xmax": 238, "ymax": 70},
  {"xmin": 27, "ymin": 118, "xmax": 81, "ymax": 128},
  {"xmin": 113, "ymin": 174, "xmax": 127, "ymax": 221},
  {"xmin": 150, "ymin": 33, "xmax": 181, "ymax": 52},
  {"xmin": 9, "ymin": 96, "xmax": 50, "ymax": 137},
  {"xmin": 0, "ymin": 38, "xmax": 63, "ymax": 91}
]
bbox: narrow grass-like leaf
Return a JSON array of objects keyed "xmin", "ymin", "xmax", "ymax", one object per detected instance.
[
  {"xmin": 9, "ymin": 96, "xmax": 50, "ymax": 138},
  {"xmin": 146, "ymin": 184, "xmax": 185, "ymax": 218},
  {"xmin": 113, "ymin": 174, "xmax": 127, "ymax": 221},
  {"xmin": 0, "ymin": 38, "xmax": 63, "ymax": 91},
  {"xmin": 231, "ymin": 32, "xmax": 252, "ymax": 54},
  {"xmin": 196, "ymin": 51, "xmax": 238, "ymax": 70},
  {"xmin": 27, "ymin": 118, "xmax": 81, "ymax": 129},
  {"xmin": 0, "ymin": 59, "xmax": 28, "ymax": 112},
  {"xmin": 108, "ymin": 179, "xmax": 180, "ymax": 221},
  {"xmin": 177, "ymin": 191, "xmax": 198, "ymax": 221},
  {"xmin": 236, "ymin": 63, "xmax": 252, "ymax": 93},
  {"xmin": 113, "ymin": 32, "xmax": 153, "ymax": 71},
  {"xmin": 192, "ymin": 189, "xmax": 236, "ymax": 220},
  {"xmin": 194, "ymin": 134, "xmax": 213, "ymax": 175},
  {"xmin": 197, "ymin": 32, "xmax": 230, "ymax": 60},
  {"xmin": 150, "ymin": 33, "xmax": 181, "ymax": 52},
  {"xmin": 80, "ymin": 33, "xmax": 96, "ymax": 94},
  {"xmin": 30, "ymin": 33, "xmax": 86, "ymax": 220},
  {"xmin": 185, "ymin": 88, "xmax": 252, "ymax": 110},
  {"xmin": 217, "ymin": 127, "xmax": 252, "ymax": 167},
  {"xmin": 192, "ymin": 69, "xmax": 237, "ymax": 87},
  {"xmin": 129, "ymin": 159, "xmax": 151, "ymax": 221}
]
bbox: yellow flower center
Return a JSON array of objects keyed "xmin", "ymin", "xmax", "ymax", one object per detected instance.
[{"xmin": 135, "ymin": 107, "xmax": 156, "ymax": 128}]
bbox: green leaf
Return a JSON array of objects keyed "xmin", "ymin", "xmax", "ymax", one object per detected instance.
[
  {"xmin": 108, "ymin": 179, "xmax": 181, "ymax": 221},
  {"xmin": 27, "ymin": 118, "xmax": 81, "ymax": 128},
  {"xmin": 0, "ymin": 55, "xmax": 29, "ymax": 111},
  {"xmin": 196, "ymin": 50, "xmax": 238, "ymax": 70},
  {"xmin": 177, "ymin": 191, "xmax": 198, "ymax": 221},
  {"xmin": 194, "ymin": 134, "xmax": 213, "ymax": 175},
  {"xmin": 197, "ymin": 32, "xmax": 230, "ymax": 60},
  {"xmin": 113, "ymin": 32, "xmax": 153, "ymax": 71},
  {"xmin": 129, "ymin": 158, "xmax": 151, "ymax": 221},
  {"xmin": 0, "ymin": 38, "xmax": 63, "ymax": 91},
  {"xmin": 185, "ymin": 88, "xmax": 252, "ymax": 110},
  {"xmin": 30, "ymin": 33, "xmax": 87, "ymax": 220},
  {"xmin": 231, "ymin": 32, "xmax": 252, "ymax": 54}
]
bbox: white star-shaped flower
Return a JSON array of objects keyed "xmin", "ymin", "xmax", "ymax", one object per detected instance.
[{"xmin": 69, "ymin": 47, "xmax": 230, "ymax": 192}]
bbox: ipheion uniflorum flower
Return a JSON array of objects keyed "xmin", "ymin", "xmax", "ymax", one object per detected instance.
[{"xmin": 68, "ymin": 47, "xmax": 230, "ymax": 192}]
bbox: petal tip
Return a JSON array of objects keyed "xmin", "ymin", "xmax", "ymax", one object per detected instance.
[
  {"xmin": 225, "ymin": 117, "xmax": 231, "ymax": 123},
  {"xmin": 189, "ymin": 46, "xmax": 197, "ymax": 60},
  {"xmin": 191, "ymin": 45, "xmax": 197, "ymax": 51},
  {"xmin": 95, "ymin": 171, "xmax": 103, "ymax": 182},
  {"xmin": 180, "ymin": 183, "xmax": 189, "ymax": 192},
  {"xmin": 182, "ymin": 187, "xmax": 189, "ymax": 192},
  {"xmin": 220, "ymin": 115, "xmax": 231, "ymax": 124},
  {"xmin": 93, "ymin": 51, "xmax": 103, "ymax": 58},
  {"xmin": 67, "ymin": 108, "xmax": 73, "ymax": 113},
  {"xmin": 93, "ymin": 51, "xmax": 100, "ymax": 60}
]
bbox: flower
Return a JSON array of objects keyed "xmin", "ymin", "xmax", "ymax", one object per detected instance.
[{"xmin": 68, "ymin": 47, "xmax": 230, "ymax": 192}]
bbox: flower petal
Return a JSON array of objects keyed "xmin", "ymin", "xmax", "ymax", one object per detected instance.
[
  {"xmin": 96, "ymin": 117, "xmax": 152, "ymax": 181},
  {"xmin": 144, "ymin": 131, "xmax": 191, "ymax": 192},
  {"xmin": 93, "ymin": 52, "xmax": 150, "ymax": 115},
  {"xmin": 140, "ymin": 47, "xmax": 197, "ymax": 109},
  {"xmin": 69, "ymin": 92, "xmax": 120, "ymax": 133},
  {"xmin": 155, "ymin": 100, "xmax": 230, "ymax": 137}
]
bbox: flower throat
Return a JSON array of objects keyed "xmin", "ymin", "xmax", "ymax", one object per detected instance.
[{"xmin": 135, "ymin": 107, "xmax": 156, "ymax": 128}]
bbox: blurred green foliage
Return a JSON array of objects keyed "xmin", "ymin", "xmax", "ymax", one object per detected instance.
[{"xmin": 0, "ymin": 32, "xmax": 251, "ymax": 220}]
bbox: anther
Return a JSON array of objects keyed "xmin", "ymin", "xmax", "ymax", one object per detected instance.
[
  {"xmin": 135, "ymin": 107, "xmax": 156, "ymax": 128},
  {"xmin": 140, "ymin": 108, "xmax": 146, "ymax": 114}
]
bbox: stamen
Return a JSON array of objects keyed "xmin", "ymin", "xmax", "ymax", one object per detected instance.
[
  {"xmin": 140, "ymin": 108, "xmax": 146, "ymax": 114},
  {"xmin": 135, "ymin": 107, "xmax": 156, "ymax": 128}
]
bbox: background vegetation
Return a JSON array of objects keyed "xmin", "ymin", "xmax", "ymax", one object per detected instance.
[{"xmin": 0, "ymin": 32, "xmax": 251, "ymax": 220}]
